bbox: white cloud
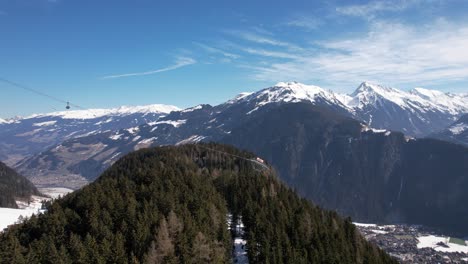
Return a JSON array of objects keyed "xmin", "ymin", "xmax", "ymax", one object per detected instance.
[
  {"xmin": 241, "ymin": 20, "xmax": 468, "ymax": 89},
  {"xmin": 224, "ymin": 30, "xmax": 302, "ymax": 51},
  {"xmin": 336, "ymin": 0, "xmax": 424, "ymax": 19},
  {"xmin": 241, "ymin": 47, "xmax": 300, "ymax": 59},
  {"xmin": 101, "ymin": 57, "xmax": 196, "ymax": 79},
  {"xmin": 193, "ymin": 42, "xmax": 240, "ymax": 59},
  {"xmin": 285, "ymin": 16, "xmax": 322, "ymax": 31}
]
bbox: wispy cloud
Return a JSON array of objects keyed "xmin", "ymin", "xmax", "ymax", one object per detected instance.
[
  {"xmin": 224, "ymin": 30, "xmax": 300, "ymax": 50},
  {"xmin": 193, "ymin": 42, "xmax": 240, "ymax": 59},
  {"xmin": 101, "ymin": 57, "xmax": 196, "ymax": 79},
  {"xmin": 236, "ymin": 19, "xmax": 468, "ymax": 89},
  {"xmin": 285, "ymin": 16, "xmax": 322, "ymax": 31},
  {"xmin": 241, "ymin": 47, "xmax": 300, "ymax": 59},
  {"xmin": 336, "ymin": 0, "xmax": 423, "ymax": 19}
]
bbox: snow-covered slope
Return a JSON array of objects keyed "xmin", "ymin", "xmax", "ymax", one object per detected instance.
[
  {"xmin": 430, "ymin": 114, "xmax": 468, "ymax": 146},
  {"xmin": 0, "ymin": 104, "xmax": 179, "ymax": 166},
  {"xmin": 339, "ymin": 82, "xmax": 468, "ymax": 137},
  {"xmin": 231, "ymin": 81, "xmax": 350, "ymax": 114},
  {"xmin": 27, "ymin": 104, "xmax": 179, "ymax": 120},
  {"xmin": 0, "ymin": 118, "xmax": 12, "ymax": 125},
  {"xmin": 410, "ymin": 88, "xmax": 467, "ymax": 115}
]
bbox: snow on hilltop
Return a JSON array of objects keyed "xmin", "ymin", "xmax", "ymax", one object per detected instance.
[
  {"xmin": 343, "ymin": 81, "xmax": 468, "ymax": 115},
  {"xmin": 230, "ymin": 81, "xmax": 348, "ymax": 113},
  {"xmin": 223, "ymin": 81, "xmax": 467, "ymax": 136},
  {"xmin": 229, "ymin": 81, "xmax": 467, "ymax": 116},
  {"xmin": 25, "ymin": 104, "xmax": 180, "ymax": 120}
]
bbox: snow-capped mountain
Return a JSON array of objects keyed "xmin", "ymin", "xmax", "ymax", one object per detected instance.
[
  {"xmin": 5, "ymin": 81, "xmax": 468, "ymax": 189},
  {"xmin": 430, "ymin": 114, "xmax": 468, "ymax": 146},
  {"xmin": 26, "ymin": 104, "xmax": 179, "ymax": 120},
  {"xmin": 230, "ymin": 81, "xmax": 349, "ymax": 113},
  {"xmin": 339, "ymin": 82, "xmax": 468, "ymax": 137},
  {"xmin": 14, "ymin": 82, "xmax": 354, "ymax": 188},
  {"xmin": 15, "ymin": 95, "xmax": 468, "ymax": 236},
  {"xmin": 0, "ymin": 104, "xmax": 179, "ymax": 166}
]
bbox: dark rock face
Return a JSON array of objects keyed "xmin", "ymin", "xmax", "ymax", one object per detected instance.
[{"xmin": 222, "ymin": 103, "xmax": 468, "ymax": 235}]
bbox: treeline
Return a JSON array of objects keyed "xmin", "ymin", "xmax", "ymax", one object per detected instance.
[
  {"xmin": 0, "ymin": 161, "xmax": 40, "ymax": 208},
  {"xmin": 0, "ymin": 143, "xmax": 396, "ymax": 263}
]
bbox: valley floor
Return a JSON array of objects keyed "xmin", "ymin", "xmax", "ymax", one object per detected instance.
[{"xmin": 355, "ymin": 223, "xmax": 468, "ymax": 263}]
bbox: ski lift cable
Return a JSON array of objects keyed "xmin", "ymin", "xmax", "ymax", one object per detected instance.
[{"xmin": 0, "ymin": 77, "xmax": 87, "ymax": 110}]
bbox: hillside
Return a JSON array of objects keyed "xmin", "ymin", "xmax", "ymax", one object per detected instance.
[
  {"xmin": 0, "ymin": 144, "xmax": 395, "ymax": 263},
  {"xmin": 222, "ymin": 103, "xmax": 468, "ymax": 235},
  {"xmin": 0, "ymin": 161, "xmax": 41, "ymax": 209},
  {"xmin": 429, "ymin": 114, "xmax": 468, "ymax": 146}
]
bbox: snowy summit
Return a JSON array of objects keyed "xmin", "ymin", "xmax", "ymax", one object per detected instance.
[{"xmin": 26, "ymin": 104, "xmax": 180, "ymax": 120}]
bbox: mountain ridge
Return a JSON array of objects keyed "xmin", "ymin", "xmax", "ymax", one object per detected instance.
[
  {"xmin": 0, "ymin": 144, "xmax": 396, "ymax": 263},
  {"xmin": 0, "ymin": 104, "xmax": 178, "ymax": 166}
]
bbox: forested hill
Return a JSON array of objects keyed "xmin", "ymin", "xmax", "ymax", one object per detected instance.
[
  {"xmin": 0, "ymin": 161, "xmax": 40, "ymax": 208},
  {"xmin": 0, "ymin": 144, "xmax": 395, "ymax": 263}
]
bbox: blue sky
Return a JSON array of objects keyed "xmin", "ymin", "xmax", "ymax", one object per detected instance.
[{"xmin": 1, "ymin": 0, "xmax": 468, "ymax": 118}]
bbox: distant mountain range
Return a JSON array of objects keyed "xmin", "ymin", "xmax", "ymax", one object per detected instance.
[
  {"xmin": 341, "ymin": 82, "xmax": 467, "ymax": 137},
  {"xmin": 0, "ymin": 104, "xmax": 178, "ymax": 166},
  {"xmin": 1, "ymin": 81, "xmax": 467, "ymax": 234}
]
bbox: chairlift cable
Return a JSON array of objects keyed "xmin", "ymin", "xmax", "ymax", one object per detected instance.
[{"xmin": 0, "ymin": 77, "xmax": 87, "ymax": 110}]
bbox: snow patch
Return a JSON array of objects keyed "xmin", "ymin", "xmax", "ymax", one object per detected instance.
[
  {"xmin": 176, "ymin": 135, "xmax": 206, "ymax": 145},
  {"xmin": 109, "ymin": 134, "xmax": 123, "ymax": 140},
  {"xmin": 33, "ymin": 120, "xmax": 57, "ymax": 127},
  {"xmin": 228, "ymin": 214, "xmax": 248, "ymax": 264},
  {"xmin": 138, "ymin": 137, "xmax": 157, "ymax": 145},
  {"xmin": 153, "ymin": 119, "xmax": 186, "ymax": 128},
  {"xmin": 126, "ymin": 127, "xmax": 140, "ymax": 134},
  {"xmin": 0, "ymin": 196, "xmax": 49, "ymax": 231},
  {"xmin": 95, "ymin": 118, "xmax": 113, "ymax": 125},
  {"xmin": 181, "ymin": 105, "xmax": 203, "ymax": 113},
  {"xmin": 417, "ymin": 235, "xmax": 468, "ymax": 253},
  {"xmin": 449, "ymin": 123, "xmax": 468, "ymax": 135}
]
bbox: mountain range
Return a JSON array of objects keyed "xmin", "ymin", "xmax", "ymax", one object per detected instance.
[
  {"xmin": 0, "ymin": 144, "xmax": 395, "ymax": 263},
  {"xmin": 0, "ymin": 104, "xmax": 178, "ymax": 175},
  {"xmin": 1, "ymin": 81, "xmax": 467, "ymax": 234}
]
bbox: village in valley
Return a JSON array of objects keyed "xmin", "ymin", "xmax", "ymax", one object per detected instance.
[{"xmin": 355, "ymin": 223, "xmax": 468, "ymax": 263}]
